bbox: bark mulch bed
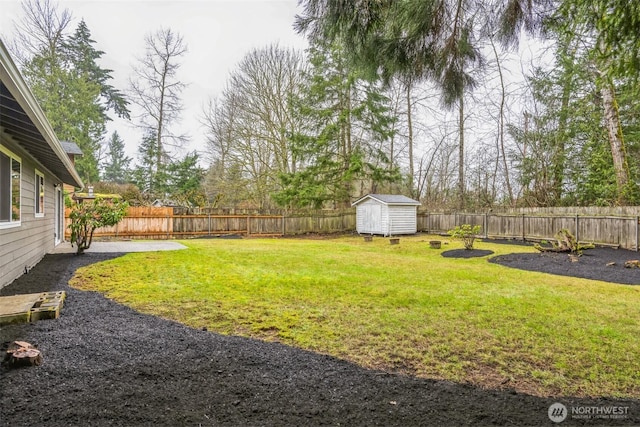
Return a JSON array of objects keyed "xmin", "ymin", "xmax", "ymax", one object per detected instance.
[
  {"xmin": 1, "ymin": 251, "xmax": 639, "ymax": 426},
  {"xmin": 489, "ymin": 246, "xmax": 640, "ymax": 286},
  {"xmin": 442, "ymin": 249, "xmax": 495, "ymax": 258}
]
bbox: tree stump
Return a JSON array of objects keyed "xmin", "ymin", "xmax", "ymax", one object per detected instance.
[
  {"xmin": 624, "ymin": 260, "xmax": 640, "ymax": 268},
  {"xmin": 2, "ymin": 341, "xmax": 42, "ymax": 367},
  {"xmin": 534, "ymin": 229, "xmax": 595, "ymax": 254}
]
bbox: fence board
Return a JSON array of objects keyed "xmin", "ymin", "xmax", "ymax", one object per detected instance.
[{"xmin": 64, "ymin": 207, "xmax": 640, "ymax": 250}]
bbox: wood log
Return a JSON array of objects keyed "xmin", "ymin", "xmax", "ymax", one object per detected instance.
[
  {"xmin": 535, "ymin": 229, "xmax": 595, "ymax": 253},
  {"xmin": 535, "ymin": 245, "xmax": 572, "ymax": 253},
  {"xmin": 624, "ymin": 260, "xmax": 640, "ymax": 269},
  {"xmin": 3, "ymin": 341, "xmax": 42, "ymax": 367}
]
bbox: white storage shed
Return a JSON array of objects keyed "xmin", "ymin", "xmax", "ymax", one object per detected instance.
[{"xmin": 352, "ymin": 194, "xmax": 421, "ymax": 236}]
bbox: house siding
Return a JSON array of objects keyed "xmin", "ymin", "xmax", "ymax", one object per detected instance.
[{"xmin": 0, "ymin": 137, "xmax": 59, "ymax": 289}]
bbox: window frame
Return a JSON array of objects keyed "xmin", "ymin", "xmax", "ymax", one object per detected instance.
[
  {"xmin": 35, "ymin": 169, "xmax": 45, "ymax": 217},
  {"xmin": 0, "ymin": 145, "xmax": 22, "ymax": 229}
]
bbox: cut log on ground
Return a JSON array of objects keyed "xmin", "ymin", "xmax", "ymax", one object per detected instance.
[
  {"xmin": 2, "ymin": 341, "xmax": 43, "ymax": 367},
  {"xmin": 534, "ymin": 229, "xmax": 595, "ymax": 254},
  {"xmin": 624, "ymin": 260, "xmax": 640, "ymax": 269}
]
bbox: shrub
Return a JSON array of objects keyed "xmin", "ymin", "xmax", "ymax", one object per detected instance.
[
  {"xmin": 448, "ymin": 224, "xmax": 481, "ymax": 250},
  {"xmin": 69, "ymin": 197, "xmax": 128, "ymax": 254}
]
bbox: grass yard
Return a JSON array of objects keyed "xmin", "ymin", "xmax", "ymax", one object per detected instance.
[{"xmin": 69, "ymin": 235, "xmax": 640, "ymax": 398}]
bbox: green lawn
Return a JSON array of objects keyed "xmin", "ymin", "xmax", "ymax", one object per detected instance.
[{"xmin": 69, "ymin": 235, "xmax": 640, "ymax": 398}]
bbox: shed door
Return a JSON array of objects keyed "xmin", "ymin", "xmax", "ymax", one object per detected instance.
[{"xmin": 361, "ymin": 204, "xmax": 381, "ymax": 233}]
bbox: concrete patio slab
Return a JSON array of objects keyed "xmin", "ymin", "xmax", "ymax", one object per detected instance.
[{"xmin": 52, "ymin": 241, "xmax": 187, "ymax": 254}]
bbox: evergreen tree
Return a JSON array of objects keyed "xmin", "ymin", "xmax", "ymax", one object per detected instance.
[
  {"xmin": 499, "ymin": 0, "xmax": 640, "ymax": 205},
  {"xmin": 296, "ymin": 1, "xmax": 481, "ymax": 209},
  {"xmin": 16, "ymin": 6, "xmax": 129, "ymax": 184},
  {"xmin": 511, "ymin": 59, "xmax": 640, "ymax": 207},
  {"xmin": 274, "ymin": 41, "xmax": 400, "ymax": 209},
  {"xmin": 164, "ymin": 152, "xmax": 206, "ymax": 206},
  {"xmin": 131, "ymin": 131, "xmax": 165, "ymax": 197},
  {"xmin": 64, "ymin": 19, "xmax": 129, "ymax": 120},
  {"xmin": 102, "ymin": 131, "xmax": 132, "ymax": 184}
]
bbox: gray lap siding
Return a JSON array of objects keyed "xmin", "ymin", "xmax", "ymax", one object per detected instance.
[{"xmin": 0, "ymin": 142, "xmax": 58, "ymax": 289}]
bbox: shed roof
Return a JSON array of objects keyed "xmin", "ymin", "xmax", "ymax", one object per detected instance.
[
  {"xmin": 352, "ymin": 194, "xmax": 421, "ymax": 206},
  {"xmin": 0, "ymin": 38, "xmax": 83, "ymax": 188}
]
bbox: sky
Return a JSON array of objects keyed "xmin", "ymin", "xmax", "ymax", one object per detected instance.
[{"xmin": 0, "ymin": 0, "xmax": 309, "ymax": 165}]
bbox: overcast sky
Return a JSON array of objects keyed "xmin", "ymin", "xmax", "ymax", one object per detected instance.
[{"xmin": 0, "ymin": 0, "xmax": 308, "ymax": 164}]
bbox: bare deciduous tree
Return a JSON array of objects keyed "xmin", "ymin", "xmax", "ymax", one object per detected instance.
[
  {"xmin": 201, "ymin": 45, "xmax": 306, "ymax": 208},
  {"xmin": 9, "ymin": 0, "xmax": 72, "ymax": 66},
  {"xmin": 129, "ymin": 27, "xmax": 188, "ymax": 174}
]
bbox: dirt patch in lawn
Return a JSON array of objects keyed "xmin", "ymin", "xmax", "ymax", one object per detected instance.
[{"xmin": 1, "ymin": 252, "xmax": 638, "ymax": 426}]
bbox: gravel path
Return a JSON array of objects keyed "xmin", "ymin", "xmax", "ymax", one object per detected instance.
[{"xmin": 1, "ymin": 250, "xmax": 639, "ymax": 426}]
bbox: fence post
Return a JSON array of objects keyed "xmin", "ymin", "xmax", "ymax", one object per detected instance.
[
  {"xmin": 636, "ymin": 216, "xmax": 640, "ymax": 252},
  {"xmin": 247, "ymin": 215, "xmax": 251, "ymax": 237},
  {"xmin": 522, "ymin": 214, "xmax": 526, "ymax": 241},
  {"xmin": 208, "ymin": 214, "xmax": 211, "ymax": 237},
  {"xmin": 282, "ymin": 213, "xmax": 286, "ymax": 236},
  {"xmin": 426, "ymin": 212, "xmax": 430, "ymax": 234},
  {"xmin": 575, "ymin": 214, "xmax": 579, "ymax": 243},
  {"xmin": 484, "ymin": 212, "xmax": 488, "ymax": 238},
  {"xmin": 166, "ymin": 215, "xmax": 170, "ymax": 240}
]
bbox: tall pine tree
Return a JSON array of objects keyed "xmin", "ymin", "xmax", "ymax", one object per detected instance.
[
  {"xmin": 274, "ymin": 41, "xmax": 399, "ymax": 209},
  {"xmin": 163, "ymin": 152, "xmax": 205, "ymax": 207},
  {"xmin": 131, "ymin": 131, "xmax": 164, "ymax": 197},
  {"xmin": 102, "ymin": 131, "xmax": 131, "ymax": 184},
  {"xmin": 17, "ymin": 5, "xmax": 129, "ymax": 184}
]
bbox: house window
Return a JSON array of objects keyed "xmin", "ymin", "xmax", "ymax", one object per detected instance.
[
  {"xmin": 35, "ymin": 170, "xmax": 44, "ymax": 216},
  {"xmin": 0, "ymin": 146, "xmax": 21, "ymax": 226}
]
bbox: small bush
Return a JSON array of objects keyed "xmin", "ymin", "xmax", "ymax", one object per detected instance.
[
  {"xmin": 448, "ymin": 224, "xmax": 481, "ymax": 250},
  {"xmin": 69, "ymin": 197, "xmax": 128, "ymax": 254}
]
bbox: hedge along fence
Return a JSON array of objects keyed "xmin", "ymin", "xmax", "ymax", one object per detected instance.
[{"xmin": 64, "ymin": 206, "xmax": 639, "ymax": 250}]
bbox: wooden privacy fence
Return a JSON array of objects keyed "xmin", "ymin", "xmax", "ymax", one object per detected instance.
[
  {"xmin": 418, "ymin": 212, "xmax": 640, "ymax": 251},
  {"xmin": 64, "ymin": 206, "xmax": 640, "ymax": 250},
  {"xmin": 64, "ymin": 207, "xmax": 356, "ymax": 240}
]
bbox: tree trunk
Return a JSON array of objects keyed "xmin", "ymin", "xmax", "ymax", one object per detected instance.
[
  {"xmin": 458, "ymin": 97, "xmax": 465, "ymax": 209},
  {"xmin": 600, "ymin": 80, "xmax": 630, "ymax": 204},
  {"xmin": 3, "ymin": 341, "xmax": 42, "ymax": 367},
  {"xmin": 406, "ymin": 81, "xmax": 415, "ymax": 198},
  {"xmin": 490, "ymin": 38, "xmax": 513, "ymax": 205},
  {"xmin": 157, "ymin": 63, "xmax": 168, "ymax": 176}
]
